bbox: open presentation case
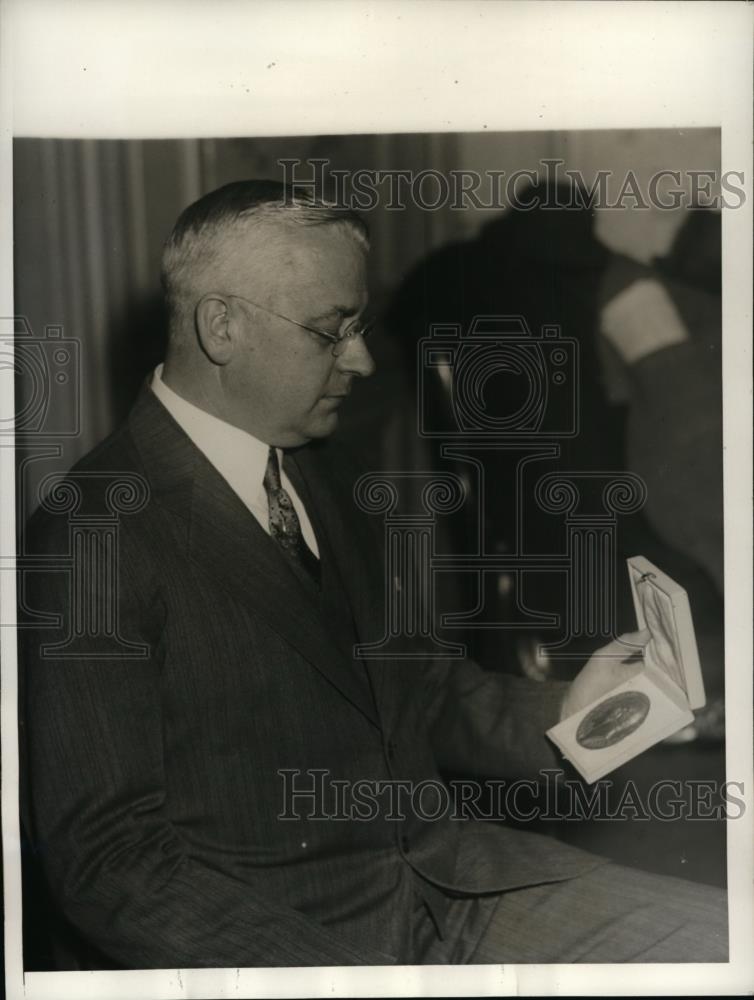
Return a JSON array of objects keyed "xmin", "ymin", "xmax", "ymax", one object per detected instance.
[{"xmin": 546, "ymin": 556, "xmax": 706, "ymax": 783}]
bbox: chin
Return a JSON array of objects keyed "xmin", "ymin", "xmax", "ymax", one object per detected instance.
[{"xmin": 304, "ymin": 411, "xmax": 340, "ymax": 441}]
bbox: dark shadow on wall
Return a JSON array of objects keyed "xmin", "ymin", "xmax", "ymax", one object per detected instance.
[
  {"xmin": 108, "ymin": 291, "xmax": 169, "ymax": 422},
  {"xmin": 381, "ymin": 182, "xmax": 622, "ymax": 674}
]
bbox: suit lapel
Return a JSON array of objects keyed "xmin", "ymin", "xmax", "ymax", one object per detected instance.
[
  {"xmin": 285, "ymin": 446, "xmax": 389, "ymax": 712},
  {"xmin": 129, "ymin": 388, "xmax": 380, "ymax": 727}
]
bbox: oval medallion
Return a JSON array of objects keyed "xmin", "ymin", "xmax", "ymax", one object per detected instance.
[{"xmin": 576, "ymin": 691, "xmax": 651, "ymax": 750}]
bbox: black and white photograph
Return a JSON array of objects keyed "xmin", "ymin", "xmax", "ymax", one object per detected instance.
[{"xmin": 2, "ymin": 3, "xmax": 752, "ymax": 998}]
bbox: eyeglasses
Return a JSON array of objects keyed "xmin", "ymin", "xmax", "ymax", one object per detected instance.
[{"xmin": 223, "ymin": 292, "xmax": 374, "ymax": 357}]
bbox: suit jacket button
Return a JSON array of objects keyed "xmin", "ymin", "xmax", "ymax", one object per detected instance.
[{"xmin": 401, "ymin": 834, "xmax": 410, "ymax": 853}]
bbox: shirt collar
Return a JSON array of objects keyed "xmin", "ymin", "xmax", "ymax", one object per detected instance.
[{"xmin": 150, "ymin": 363, "xmax": 272, "ymax": 504}]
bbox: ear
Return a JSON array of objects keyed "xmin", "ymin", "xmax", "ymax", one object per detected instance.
[{"xmin": 195, "ymin": 294, "xmax": 235, "ymax": 365}]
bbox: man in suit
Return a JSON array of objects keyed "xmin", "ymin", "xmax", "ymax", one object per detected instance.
[{"xmin": 21, "ymin": 181, "xmax": 727, "ymax": 968}]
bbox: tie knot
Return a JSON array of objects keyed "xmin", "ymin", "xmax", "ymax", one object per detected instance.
[
  {"xmin": 262, "ymin": 446, "xmax": 321, "ymax": 587},
  {"xmin": 264, "ymin": 446, "xmax": 282, "ymax": 493}
]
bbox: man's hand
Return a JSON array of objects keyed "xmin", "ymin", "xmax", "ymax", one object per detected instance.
[{"xmin": 560, "ymin": 630, "xmax": 650, "ymax": 721}]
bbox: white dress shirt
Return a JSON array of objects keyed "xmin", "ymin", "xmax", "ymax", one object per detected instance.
[{"xmin": 150, "ymin": 364, "xmax": 319, "ymax": 557}]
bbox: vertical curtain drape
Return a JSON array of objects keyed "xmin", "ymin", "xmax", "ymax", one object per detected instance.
[{"xmin": 14, "ymin": 138, "xmax": 206, "ymax": 516}]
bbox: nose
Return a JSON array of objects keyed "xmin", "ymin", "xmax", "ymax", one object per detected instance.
[{"xmin": 335, "ymin": 334, "xmax": 376, "ymax": 378}]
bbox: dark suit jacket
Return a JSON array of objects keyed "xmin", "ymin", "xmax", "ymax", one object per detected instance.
[{"xmin": 20, "ymin": 387, "xmax": 601, "ymax": 968}]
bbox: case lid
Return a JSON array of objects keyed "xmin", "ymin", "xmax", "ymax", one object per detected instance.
[{"xmin": 627, "ymin": 555, "xmax": 706, "ymax": 710}]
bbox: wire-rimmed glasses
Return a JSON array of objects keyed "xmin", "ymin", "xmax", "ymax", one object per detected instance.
[{"xmin": 223, "ymin": 292, "xmax": 374, "ymax": 357}]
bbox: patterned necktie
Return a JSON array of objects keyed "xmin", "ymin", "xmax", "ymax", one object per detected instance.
[{"xmin": 263, "ymin": 447, "xmax": 320, "ymax": 586}]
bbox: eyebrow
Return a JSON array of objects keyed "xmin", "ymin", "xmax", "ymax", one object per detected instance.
[{"xmin": 310, "ymin": 305, "xmax": 362, "ymax": 323}]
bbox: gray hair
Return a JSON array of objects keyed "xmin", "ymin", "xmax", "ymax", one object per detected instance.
[{"xmin": 160, "ymin": 179, "xmax": 369, "ymax": 335}]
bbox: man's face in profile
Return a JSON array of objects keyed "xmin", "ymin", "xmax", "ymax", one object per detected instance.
[{"xmin": 223, "ymin": 222, "xmax": 374, "ymax": 447}]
